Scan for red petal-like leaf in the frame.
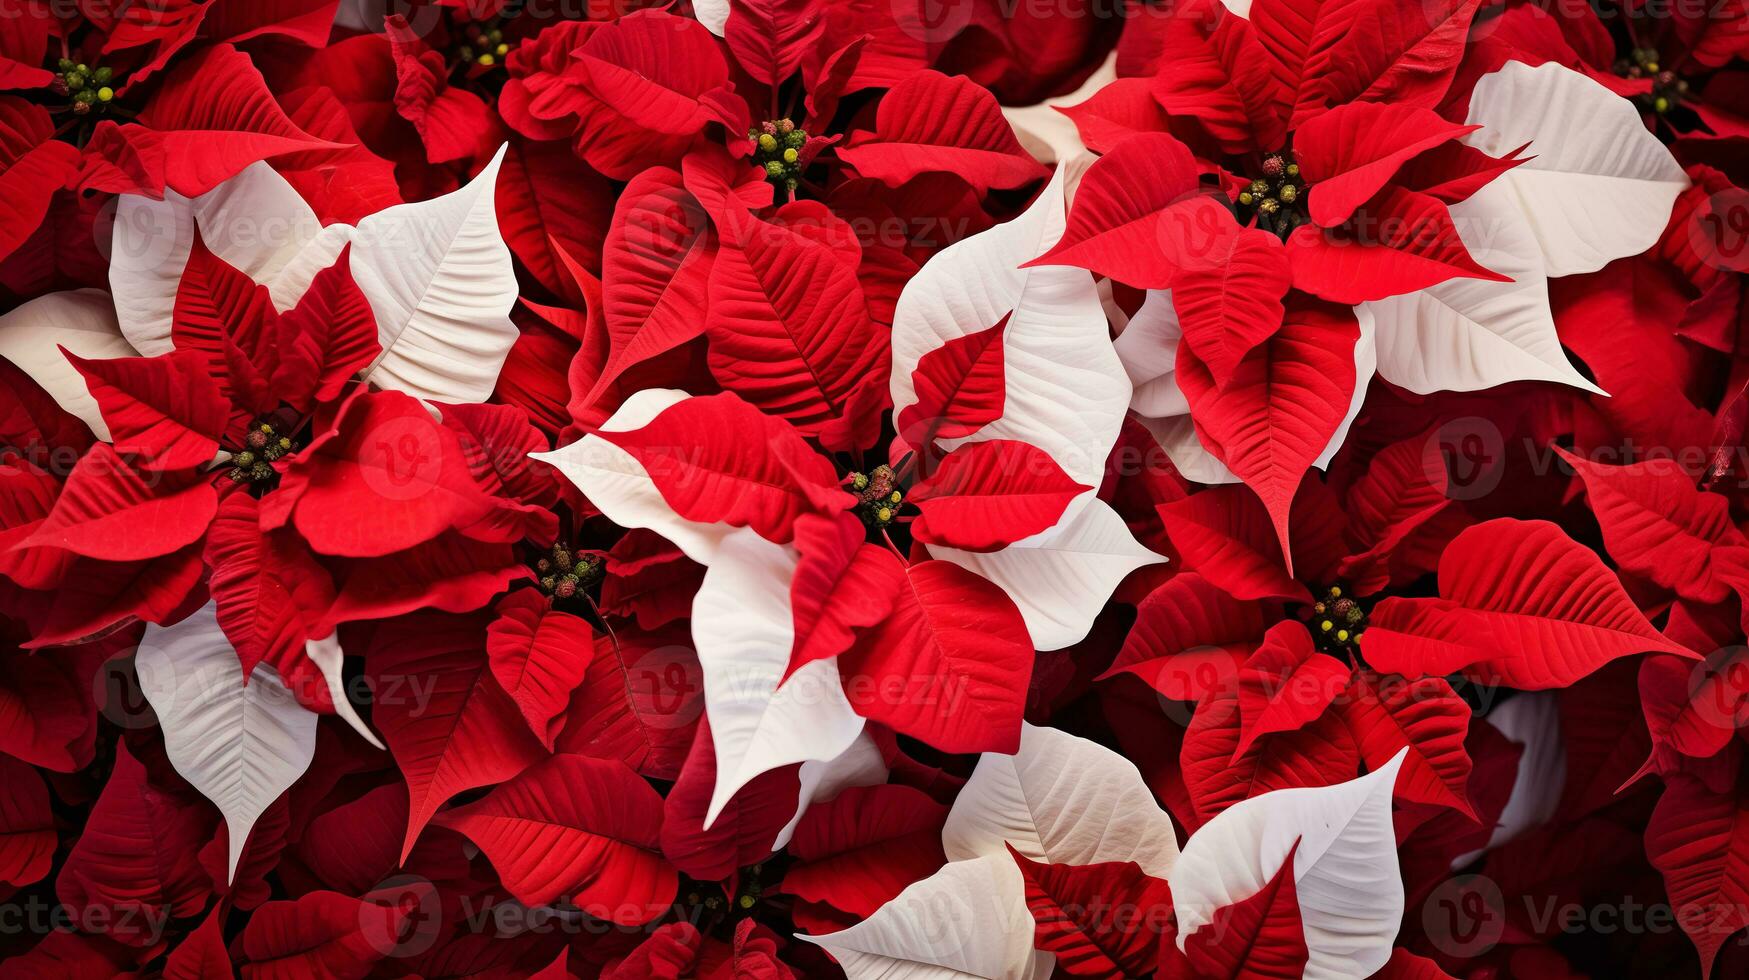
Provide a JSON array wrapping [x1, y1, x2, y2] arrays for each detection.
[[271, 246, 381, 411], [704, 213, 886, 451], [487, 589, 596, 751], [1025, 132, 1202, 287], [65, 348, 227, 471], [0, 755, 53, 888], [235, 889, 415, 977], [55, 746, 213, 936], [1294, 101, 1476, 227], [1364, 519, 1700, 689], [1167, 218, 1293, 386], [839, 559, 1033, 754], [1177, 298, 1360, 566], [1234, 621, 1351, 760], [1337, 670, 1474, 817], [268, 389, 497, 558], [555, 620, 701, 782], [1010, 847, 1175, 978], [1181, 688, 1357, 823], [838, 70, 1047, 193], [363, 610, 545, 862], [787, 512, 904, 678], [590, 167, 714, 404], [1557, 447, 1749, 604], [896, 312, 1007, 451], [780, 784, 948, 918], [434, 753, 678, 924], [163, 906, 232, 980], [1646, 776, 1749, 976], [909, 440, 1089, 553], [600, 392, 851, 545], [1100, 572, 1268, 700], [1181, 839, 1309, 979], [206, 490, 335, 682], [1285, 187, 1507, 304], [598, 529, 706, 631], [725, 0, 825, 87], [660, 717, 800, 881], [132, 45, 341, 197], [1157, 488, 1308, 602], [22, 444, 216, 560]]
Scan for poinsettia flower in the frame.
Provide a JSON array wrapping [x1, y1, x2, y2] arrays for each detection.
[[1052, 29, 1686, 555], [0, 155, 526, 721], [891, 164, 1166, 650], [536, 386, 1067, 810], [1456, 0, 1749, 144], [0, 36, 341, 272], [0, 0, 354, 258], [537, 389, 880, 837], [492, 8, 751, 181], [803, 722, 1409, 980], [538, 168, 1161, 875]]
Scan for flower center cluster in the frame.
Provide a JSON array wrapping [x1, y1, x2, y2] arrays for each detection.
[[749, 118, 808, 192], [1309, 584, 1367, 654], [226, 420, 296, 487], [533, 542, 602, 604], [49, 59, 118, 116], [1239, 152, 1309, 240], [846, 465, 904, 528], [457, 25, 511, 69], [681, 861, 774, 930], [1614, 48, 1689, 114]]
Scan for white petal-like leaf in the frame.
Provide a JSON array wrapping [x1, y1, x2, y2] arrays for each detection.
[[350, 143, 518, 403], [532, 389, 732, 565], [692, 528, 864, 827], [692, 0, 728, 34], [135, 602, 318, 882], [943, 722, 1180, 877], [1463, 60, 1687, 278], [267, 223, 356, 311], [801, 852, 1055, 980], [1365, 183, 1604, 394], [1462, 692, 1565, 862], [109, 161, 325, 355], [891, 165, 1130, 490], [305, 633, 384, 751], [930, 496, 1164, 650], [0, 289, 135, 439], [1114, 289, 1188, 418], [1170, 750, 1407, 980], [774, 731, 888, 849], [1002, 53, 1117, 165]]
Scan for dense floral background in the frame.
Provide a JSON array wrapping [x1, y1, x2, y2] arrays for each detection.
[[0, 0, 1746, 976]]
